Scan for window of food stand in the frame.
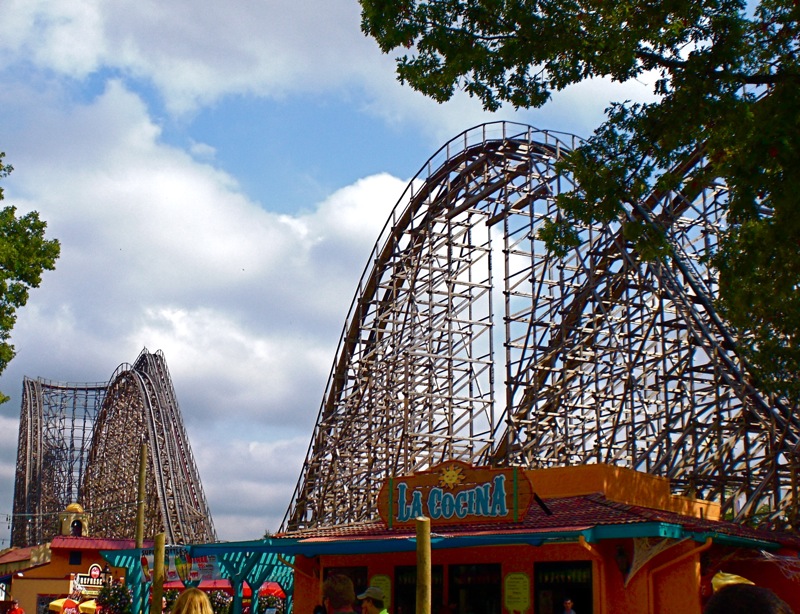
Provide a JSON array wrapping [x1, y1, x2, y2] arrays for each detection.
[[391, 564, 501, 614], [36, 595, 60, 614], [448, 564, 501, 614], [533, 561, 592, 614], [394, 566, 443, 614]]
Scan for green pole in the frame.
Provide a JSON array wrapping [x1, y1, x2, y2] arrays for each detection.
[[150, 534, 165, 614]]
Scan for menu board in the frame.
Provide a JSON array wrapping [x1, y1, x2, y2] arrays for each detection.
[[504, 572, 531, 613]]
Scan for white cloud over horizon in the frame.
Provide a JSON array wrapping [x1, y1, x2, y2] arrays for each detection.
[[0, 75, 407, 538]]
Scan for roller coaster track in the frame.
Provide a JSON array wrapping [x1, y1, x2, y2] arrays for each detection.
[[283, 121, 799, 533], [11, 349, 216, 547]]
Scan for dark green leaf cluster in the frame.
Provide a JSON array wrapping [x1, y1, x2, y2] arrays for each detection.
[[361, 0, 795, 108], [165, 589, 180, 612], [97, 583, 133, 614], [360, 0, 800, 402], [0, 152, 60, 402], [207, 590, 232, 614], [257, 595, 284, 614]]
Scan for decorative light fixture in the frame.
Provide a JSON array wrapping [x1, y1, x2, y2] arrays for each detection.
[[101, 564, 112, 586]]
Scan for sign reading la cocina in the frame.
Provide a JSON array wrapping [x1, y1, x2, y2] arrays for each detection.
[[377, 460, 534, 528]]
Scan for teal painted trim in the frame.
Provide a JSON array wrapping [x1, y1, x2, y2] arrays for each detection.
[[190, 540, 284, 555], [589, 523, 782, 549], [690, 531, 781, 550], [100, 549, 149, 614], [100, 550, 141, 566], [581, 528, 597, 544], [101, 547, 298, 614], [589, 522, 685, 540], [217, 552, 262, 614], [99, 524, 782, 614]]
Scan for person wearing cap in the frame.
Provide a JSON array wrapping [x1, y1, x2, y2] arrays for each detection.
[[358, 587, 388, 614]]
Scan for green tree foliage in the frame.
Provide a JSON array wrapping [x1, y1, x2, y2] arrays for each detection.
[[360, 0, 800, 401], [0, 152, 60, 402], [207, 590, 232, 614], [257, 595, 284, 614], [97, 582, 133, 614], [165, 589, 180, 612]]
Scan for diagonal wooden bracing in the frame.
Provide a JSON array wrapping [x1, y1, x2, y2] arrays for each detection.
[[11, 349, 216, 547], [283, 121, 799, 533]]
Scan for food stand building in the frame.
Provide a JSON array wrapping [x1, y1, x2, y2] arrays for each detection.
[[278, 462, 800, 614], [0, 506, 138, 614], [17, 464, 800, 614]]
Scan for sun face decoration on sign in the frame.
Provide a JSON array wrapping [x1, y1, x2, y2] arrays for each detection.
[[438, 464, 465, 489]]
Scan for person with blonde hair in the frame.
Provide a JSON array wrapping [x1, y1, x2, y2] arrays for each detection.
[[171, 588, 214, 614]]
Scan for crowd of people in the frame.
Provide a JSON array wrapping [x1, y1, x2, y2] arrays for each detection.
[[16, 570, 787, 614], [320, 576, 386, 614], [165, 574, 794, 614], [315, 572, 797, 614]]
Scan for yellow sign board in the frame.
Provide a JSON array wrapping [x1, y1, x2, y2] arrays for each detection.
[[504, 572, 531, 613]]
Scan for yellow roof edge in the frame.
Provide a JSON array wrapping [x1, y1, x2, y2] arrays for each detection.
[[524, 463, 720, 521]]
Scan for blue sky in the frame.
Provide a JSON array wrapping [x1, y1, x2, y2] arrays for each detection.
[[0, 0, 656, 542]]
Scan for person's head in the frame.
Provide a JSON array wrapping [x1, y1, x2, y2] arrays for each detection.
[[313, 606, 327, 614], [171, 589, 213, 614], [704, 584, 794, 614], [563, 598, 573, 611], [357, 587, 385, 614], [323, 575, 356, 612]]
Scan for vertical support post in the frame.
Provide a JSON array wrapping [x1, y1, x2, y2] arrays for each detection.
[[151, 533, 165, 614], [136, 442, 147, 548], [416, 516, 431, 614], [232, 580, 244, 614]]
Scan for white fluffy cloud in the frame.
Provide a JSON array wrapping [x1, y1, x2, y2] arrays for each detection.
[[193, 437, 309, 538], [0, 0, 655, 136], [0, 79, 405, 539], [0, 0, 381, 112]]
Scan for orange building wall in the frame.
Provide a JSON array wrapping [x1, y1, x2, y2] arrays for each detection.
[[11, 578, 67, 614], [290, 539, 709, 614], [287, 464, 800, 614], [10, 550, 125, 614], [526, 465, 719, 521]]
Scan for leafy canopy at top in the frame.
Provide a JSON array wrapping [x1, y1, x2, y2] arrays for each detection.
[[360, 0, 800, 402], [0, 153, 60, 402]]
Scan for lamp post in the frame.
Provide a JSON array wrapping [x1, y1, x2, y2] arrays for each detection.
[[102, 564, 112, 587]]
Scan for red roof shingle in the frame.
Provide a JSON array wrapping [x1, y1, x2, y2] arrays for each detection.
[[280, 492, 800, 549]]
